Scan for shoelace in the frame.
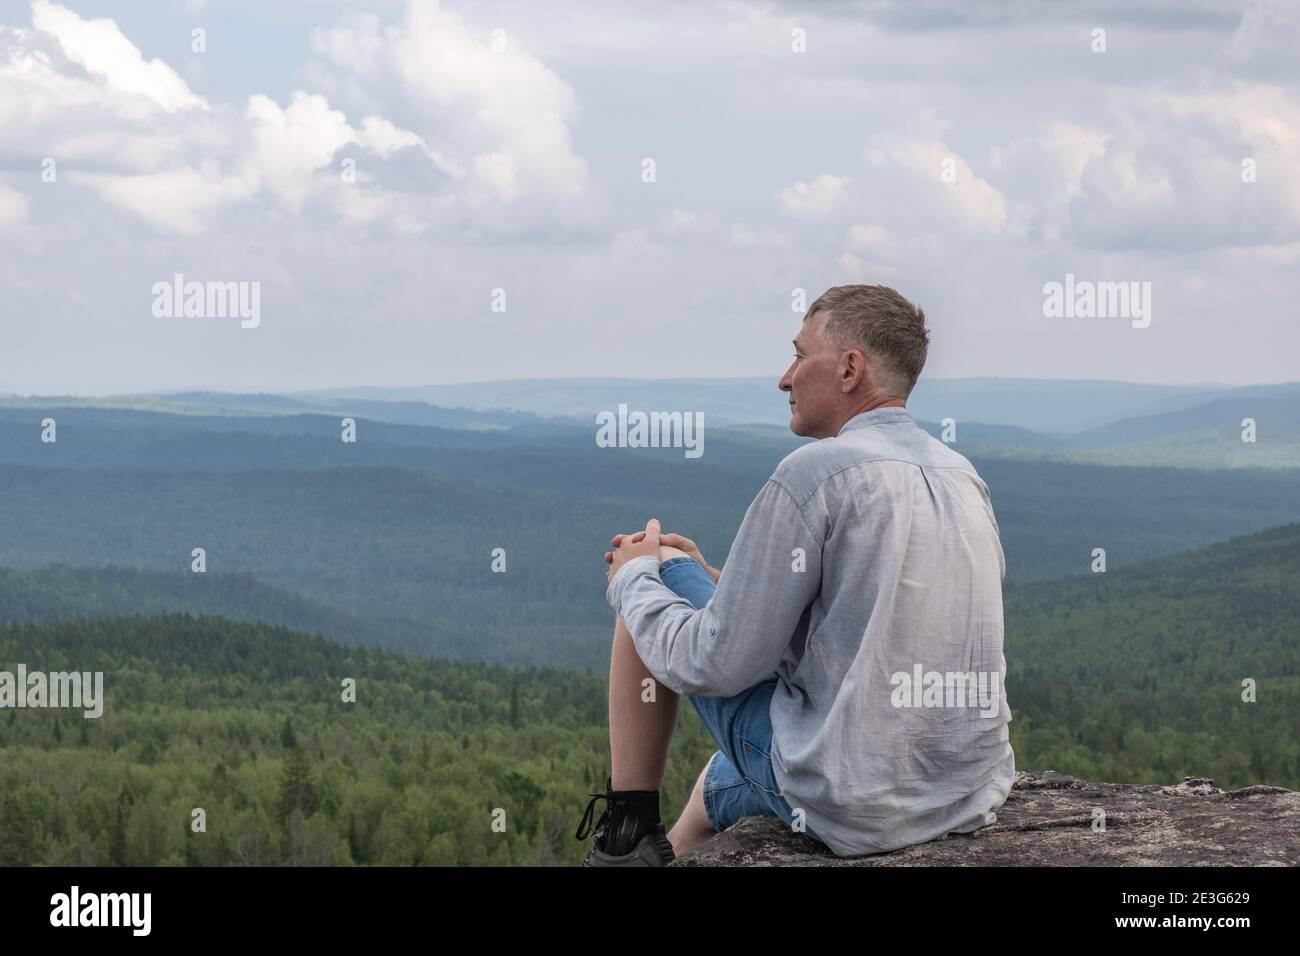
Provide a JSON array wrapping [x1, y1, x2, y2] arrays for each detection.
[[575, 789, 616, 841]]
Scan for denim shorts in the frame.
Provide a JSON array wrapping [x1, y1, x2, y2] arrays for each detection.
[[658, 555, 823, 844]]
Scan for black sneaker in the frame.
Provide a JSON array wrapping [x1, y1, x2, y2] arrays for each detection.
[[575, 779, 676, 867]]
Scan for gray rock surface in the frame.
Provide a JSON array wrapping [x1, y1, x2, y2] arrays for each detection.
[[670, 771, 1300, 866]]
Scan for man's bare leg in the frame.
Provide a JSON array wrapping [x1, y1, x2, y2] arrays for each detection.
[[667, 761, 718, 856], [608, 544, 691, 790], [606, 544, 721, 857]]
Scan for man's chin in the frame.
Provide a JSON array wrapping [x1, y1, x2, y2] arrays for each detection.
[[789, 409, 826, 439]]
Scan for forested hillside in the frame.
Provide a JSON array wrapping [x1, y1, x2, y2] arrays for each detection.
[[3, 406, 1299, 670], [1006, 523, 1300, 786], [0, 565, 369, 639], [2, 524, 1298, 865], [0, 614, 716, 866]]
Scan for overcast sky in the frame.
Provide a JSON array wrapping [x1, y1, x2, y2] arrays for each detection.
[[1, 0, 1297, 393]]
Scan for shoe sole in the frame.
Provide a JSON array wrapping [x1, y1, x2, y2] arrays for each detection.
[[583, 832, 676, 867]]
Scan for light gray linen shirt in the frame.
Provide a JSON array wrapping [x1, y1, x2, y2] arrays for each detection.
[[605, 405, 1016, 857]]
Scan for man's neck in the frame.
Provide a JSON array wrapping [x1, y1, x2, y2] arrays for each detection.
[[829, 393, 906, 437]]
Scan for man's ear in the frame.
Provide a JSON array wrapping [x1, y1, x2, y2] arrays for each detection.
[[841, 348, 868, 393]]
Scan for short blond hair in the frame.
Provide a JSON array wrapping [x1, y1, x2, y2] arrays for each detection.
[[805, 285, 930, 397]]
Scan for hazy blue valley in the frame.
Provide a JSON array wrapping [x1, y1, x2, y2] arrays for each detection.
[[0, 377, 1296, 865]]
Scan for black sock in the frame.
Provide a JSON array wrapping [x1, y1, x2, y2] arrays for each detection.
[[604, 782, 661, 855]]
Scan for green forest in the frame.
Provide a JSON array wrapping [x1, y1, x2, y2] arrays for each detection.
[[1, 522, 1298, 866], [3, 406, 1300, 671], [1006, 523, 1300, 786], [0, 614, 717, 866], [1, 402, 1298, 866]]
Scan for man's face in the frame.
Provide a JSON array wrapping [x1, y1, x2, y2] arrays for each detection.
[[778, 311, 840, 439]]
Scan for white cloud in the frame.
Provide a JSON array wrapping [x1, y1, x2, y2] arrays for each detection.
[[311, 12, 386, 75], [243, 92, 356, 213], [334, 184, 435, 234], [1067, 83, 1300, 249], [68, 164, 252, 236], [357, 116, 431, 161], [864, 134, 1008, 236], [838, 225, 897, 281], [836, 252, 896, 282], [64, 87, 434, 233], [1231, 0, 1300, 58], [311, 1, 594, 228], [777, 174, 850, 219], [1, 0, 1298, 391], [988, 121, 1109, 241], [728, 222, 789, 248], [659, 208, 720, 237], [30, 0, 207, 113], [0, 180, 29, 225], [0, 0, 590, 237], [846, 223, 892, 254]]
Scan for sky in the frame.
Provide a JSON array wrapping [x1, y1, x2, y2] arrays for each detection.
[[1, 0, 1298, 393]]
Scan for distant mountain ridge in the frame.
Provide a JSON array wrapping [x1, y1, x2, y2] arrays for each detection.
[[7, 377, 1295, 451], [296, 376, 1300, 436]]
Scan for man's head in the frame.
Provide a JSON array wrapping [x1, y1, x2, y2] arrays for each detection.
[[778, 284, 930, 439]]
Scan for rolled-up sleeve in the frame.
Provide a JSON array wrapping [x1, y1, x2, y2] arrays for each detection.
[[605, 478, 822, 697]]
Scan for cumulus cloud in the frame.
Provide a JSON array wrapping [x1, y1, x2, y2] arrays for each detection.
[[310, 1, 594, 229], [988, 121, 1109, 241], [242, 92, 356, 212], [1066, 83, 1300, 249], [863, 132, 1009, 236], [30, 0, 207, 113], [356, 116, 437, 161], [1230, 0, 1300, 59], [728, 222, 789, 248], [0, 0, 593, 237], [66, 164, 250, 236], [62, 87, 435, 234], [0, 12, 210, 161], [1, 0, 1298, 391], [777, 174, 850, 219], [0, 180, 29, 225], [659, 208, 720, 237], [836, 224, 898, 281], [836, 252, 896, 282], [846, 223, 892, 254]]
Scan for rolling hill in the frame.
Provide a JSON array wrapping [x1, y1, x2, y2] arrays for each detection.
[[1, 400, 1298, 668], [1, 522, 1297, 866]]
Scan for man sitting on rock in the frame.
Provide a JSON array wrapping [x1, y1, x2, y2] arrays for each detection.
[[576, 284, 1016, 866]]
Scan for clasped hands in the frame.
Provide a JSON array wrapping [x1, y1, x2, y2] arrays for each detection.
[[604, 518, 720, 583]]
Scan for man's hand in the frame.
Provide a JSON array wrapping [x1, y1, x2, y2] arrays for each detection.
[[604, 525, 722, 583], [658, 532, 721, 582], [605, 518, 662, 582]]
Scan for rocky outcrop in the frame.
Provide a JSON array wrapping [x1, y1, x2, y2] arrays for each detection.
[[671, 771, 1300, 866]]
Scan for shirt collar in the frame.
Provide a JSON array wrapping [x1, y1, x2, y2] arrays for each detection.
[[836, 405, 913, 437]]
